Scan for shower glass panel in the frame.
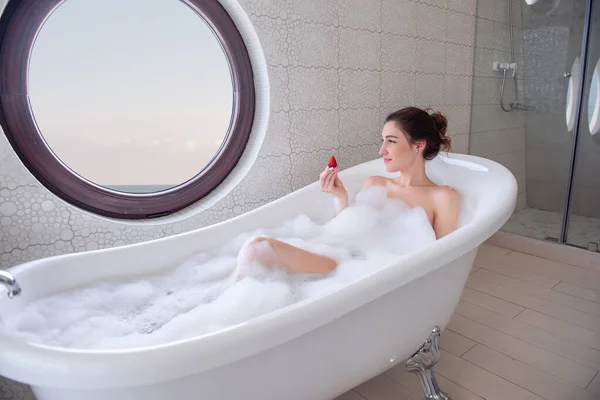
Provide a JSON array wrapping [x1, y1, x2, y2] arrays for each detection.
[[500, 0, 588, 243], [565, 0, 600, 250]]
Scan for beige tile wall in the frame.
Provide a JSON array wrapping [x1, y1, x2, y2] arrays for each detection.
[[469, 0, 527, 211], [0, 0, 477, 397]]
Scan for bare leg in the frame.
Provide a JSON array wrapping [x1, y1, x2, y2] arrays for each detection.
[[240, 236, 338, 274]]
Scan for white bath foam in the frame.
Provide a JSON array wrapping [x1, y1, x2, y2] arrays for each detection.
[[1, 186, 437, 350]]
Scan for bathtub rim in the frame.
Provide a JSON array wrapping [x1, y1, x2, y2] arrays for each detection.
[[0, 153, 518, 389]]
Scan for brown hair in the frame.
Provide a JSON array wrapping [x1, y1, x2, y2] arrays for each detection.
[[385, 107, 451, 160]]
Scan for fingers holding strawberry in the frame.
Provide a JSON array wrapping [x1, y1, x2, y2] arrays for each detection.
[[327, 155, 338, 170], [319, 156, 346, 200]]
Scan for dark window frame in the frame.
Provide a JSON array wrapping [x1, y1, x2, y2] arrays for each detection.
[[0, 0, 255, 219]]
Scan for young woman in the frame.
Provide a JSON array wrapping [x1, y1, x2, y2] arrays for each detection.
[[238, 106, 460, 275]]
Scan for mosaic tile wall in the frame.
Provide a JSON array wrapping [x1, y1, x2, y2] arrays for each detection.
[[0, 0, 477, 397], [468, 0, 527, 211]]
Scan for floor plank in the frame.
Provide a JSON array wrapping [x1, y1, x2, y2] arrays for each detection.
[[478, 260, 561, 289], [335, 390, 367, 400], [436, 349, 545, 400], [455, 300, 600, 371], [553, 281, 600, 304], [440, 328, 477, 357], [353, 374, 413, 400], [466, 276, 600, 333], [385, 363, 485, 400], [515, 309, 600, 351], [447, 314, 597, 387], [461, 287, 525, 318], [462, 344, 600, 400], [502, 252, 600, 291], [589, 373, 600, 395], [474, 243, 511, 266], [472, 268, 600, 317]]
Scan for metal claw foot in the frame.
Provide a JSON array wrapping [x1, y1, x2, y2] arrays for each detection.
[[405, 326, 452, 400]]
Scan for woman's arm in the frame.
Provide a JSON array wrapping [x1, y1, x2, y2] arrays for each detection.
[[333, 196, 348, 216], [320, 166, 349, 216], [330, 175, 387, 216]]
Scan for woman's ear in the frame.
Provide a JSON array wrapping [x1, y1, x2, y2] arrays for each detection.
[[414, 140, 426, 153]]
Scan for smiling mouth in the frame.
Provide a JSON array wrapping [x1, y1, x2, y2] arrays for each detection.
[[383, 158, 391, 163]]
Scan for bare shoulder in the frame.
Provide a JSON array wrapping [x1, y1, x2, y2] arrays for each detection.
[[361, 175, 390, 190], [432, 185, 459, 204], [431, 185, 460, 238]]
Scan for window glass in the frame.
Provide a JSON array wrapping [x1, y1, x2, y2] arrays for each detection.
[[29, 0, 234, 193]]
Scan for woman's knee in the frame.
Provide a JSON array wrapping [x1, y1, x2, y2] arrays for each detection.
[[239, 236, 278, 266]]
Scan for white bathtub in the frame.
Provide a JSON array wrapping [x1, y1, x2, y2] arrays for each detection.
[[0, 153, 517, 400]]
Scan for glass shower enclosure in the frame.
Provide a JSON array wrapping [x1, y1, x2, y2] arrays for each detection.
[[498, 0, 600, 252]]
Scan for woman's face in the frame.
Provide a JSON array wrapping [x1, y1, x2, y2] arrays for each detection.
[[379, 121, 422, 172]]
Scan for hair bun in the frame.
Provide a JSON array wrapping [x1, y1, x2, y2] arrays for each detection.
[[430, 111, 448, 137], [427, 109, 451, 152]]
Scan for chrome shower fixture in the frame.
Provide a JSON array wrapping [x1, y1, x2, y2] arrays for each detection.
[[493, 0, 536, 112], [493, 61, 517, 78]]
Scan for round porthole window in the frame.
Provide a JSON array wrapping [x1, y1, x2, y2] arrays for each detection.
[[587, 59, 600, 136], [566, 57, 580, 132], [0, 0, 254, 219]]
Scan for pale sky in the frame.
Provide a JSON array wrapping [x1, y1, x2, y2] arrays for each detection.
[[28, 0, 234, 188]]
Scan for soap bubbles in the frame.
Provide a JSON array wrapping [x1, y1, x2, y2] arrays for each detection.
[[1, 187, 436, 350]]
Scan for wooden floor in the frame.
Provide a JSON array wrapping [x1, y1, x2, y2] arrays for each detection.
[[337, 243, 600, 400]]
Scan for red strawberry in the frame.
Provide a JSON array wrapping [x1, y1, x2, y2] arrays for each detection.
[[327, 156, 337, 168]]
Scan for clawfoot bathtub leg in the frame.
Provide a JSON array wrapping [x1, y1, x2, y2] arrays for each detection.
[[405, 326, 452, 400]]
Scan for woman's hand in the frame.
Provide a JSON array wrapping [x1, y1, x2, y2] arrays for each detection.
[[319, 166, 347, 200], [320, 166, 348, 216]]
